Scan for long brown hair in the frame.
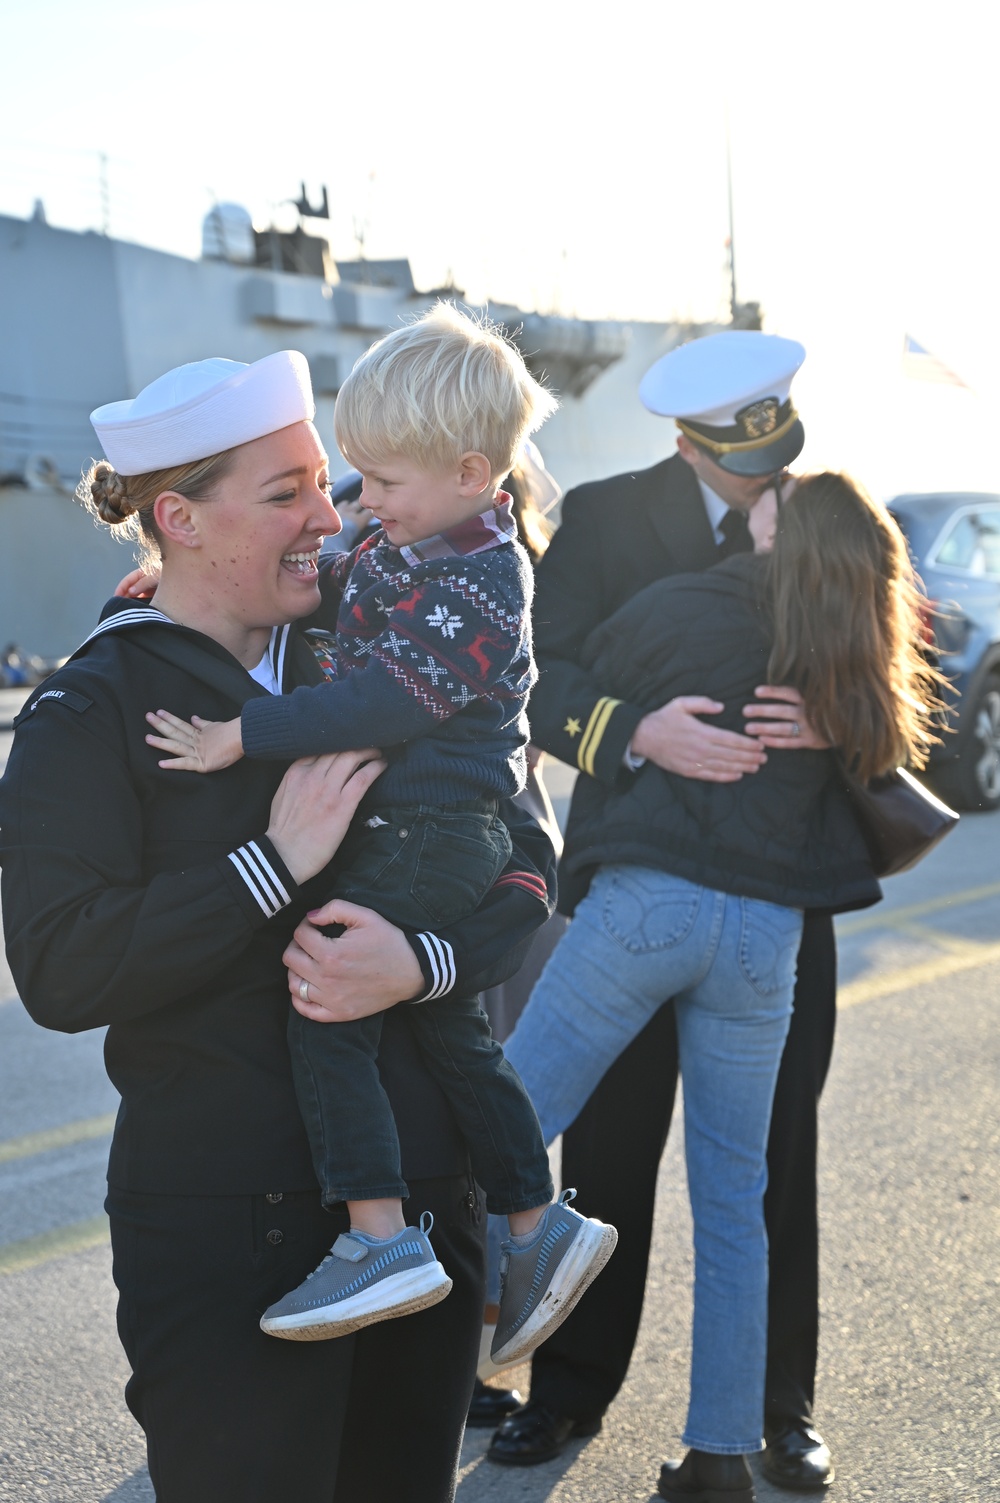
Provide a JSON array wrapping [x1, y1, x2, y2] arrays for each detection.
[[765, 472, 944, 782]]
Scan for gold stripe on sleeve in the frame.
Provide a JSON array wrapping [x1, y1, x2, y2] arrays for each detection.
[[578, 696, 622, 776]]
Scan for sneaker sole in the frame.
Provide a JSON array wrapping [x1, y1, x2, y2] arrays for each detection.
[[490, 1220, 618, 1367], [260, 1262, 453, 1341]]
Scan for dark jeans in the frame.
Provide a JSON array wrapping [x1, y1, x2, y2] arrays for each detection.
[[289, 801, 553, 1213], [107, 1172, 485, 1503], [528, 911, 836, 1432]]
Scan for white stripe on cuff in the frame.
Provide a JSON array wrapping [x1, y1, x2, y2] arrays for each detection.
[[228, 844, 293, 918], [413, 932, 456, 1000], [245, 840, 291, 905]]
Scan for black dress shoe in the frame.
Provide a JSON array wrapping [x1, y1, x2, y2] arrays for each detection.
[[762, 1423, 834, 1490], [658, 1448, 754, 1502], [485, 1399, 603, 1466], [466, 1378, 523, 1428]]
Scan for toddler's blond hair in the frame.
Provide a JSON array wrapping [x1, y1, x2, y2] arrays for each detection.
[[335, 303, 557, 480]]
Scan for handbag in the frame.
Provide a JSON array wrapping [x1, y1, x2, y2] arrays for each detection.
[[842, 765, 958, 878]]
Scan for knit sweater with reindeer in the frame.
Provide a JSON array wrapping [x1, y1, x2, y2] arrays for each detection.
[[240, 499, 535, 806]]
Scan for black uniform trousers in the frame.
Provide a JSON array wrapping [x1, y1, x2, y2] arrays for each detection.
[[107, 1171, 485, 1503], [529, 911, 836, 1430]]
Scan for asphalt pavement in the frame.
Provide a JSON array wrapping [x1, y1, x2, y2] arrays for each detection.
[[1, 718, 998, 1501]]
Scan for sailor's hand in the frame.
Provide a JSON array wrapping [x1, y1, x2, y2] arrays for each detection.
[[266, 750, 385, 884], [286, 901, 423, 1020]]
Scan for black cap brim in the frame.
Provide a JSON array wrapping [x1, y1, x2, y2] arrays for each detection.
[[711, 418, 805, 476]]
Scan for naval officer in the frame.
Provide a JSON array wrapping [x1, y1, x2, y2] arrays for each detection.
[[488, 330, 837, 1492]]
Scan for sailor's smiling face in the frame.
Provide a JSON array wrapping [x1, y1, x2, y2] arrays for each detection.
[[158, 421, 342, 629]]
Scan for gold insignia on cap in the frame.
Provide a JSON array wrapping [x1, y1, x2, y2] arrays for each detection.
[[736, 398, 779, 439]]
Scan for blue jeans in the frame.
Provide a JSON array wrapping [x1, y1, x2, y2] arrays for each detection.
[[288, 800, 553, 1214], [503, 865, 801, 1453]]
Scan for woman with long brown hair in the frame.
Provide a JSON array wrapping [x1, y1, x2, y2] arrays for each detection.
[[501, 472, 943, 1503]]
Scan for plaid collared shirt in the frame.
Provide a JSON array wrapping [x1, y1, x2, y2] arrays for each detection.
[[399, 493, 517, 566]]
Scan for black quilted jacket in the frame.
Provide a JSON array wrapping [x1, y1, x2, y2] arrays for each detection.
[[557, 553, 881, 916]]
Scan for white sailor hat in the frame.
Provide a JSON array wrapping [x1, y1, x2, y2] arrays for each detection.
[[91, 351, 316, 476], [639, 330, 806, 476]]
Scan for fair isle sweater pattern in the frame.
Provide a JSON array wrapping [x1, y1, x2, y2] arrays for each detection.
[[334, 543, 531, 718], [241, 500, 536, 805]]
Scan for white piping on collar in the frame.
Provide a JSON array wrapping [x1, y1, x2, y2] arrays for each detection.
[[79, 611, 293, 690], [79, 607, 176, 647], [270, 624, 291, 690]]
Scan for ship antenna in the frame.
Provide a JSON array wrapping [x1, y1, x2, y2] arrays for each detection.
[[726, 109, 738, 322]]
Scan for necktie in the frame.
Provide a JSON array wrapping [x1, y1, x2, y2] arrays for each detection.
[[717, 508, 753, 558]]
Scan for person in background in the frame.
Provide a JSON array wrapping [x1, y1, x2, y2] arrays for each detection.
[[501, 470, 941, 1502], [488, 331, 840, 1493], [479, 439, 564, 1038], [469, 439, 568, 1427], [320, 469, 375, 553]]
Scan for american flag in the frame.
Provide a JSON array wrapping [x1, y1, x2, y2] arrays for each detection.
[[901, 334, 970, 388]]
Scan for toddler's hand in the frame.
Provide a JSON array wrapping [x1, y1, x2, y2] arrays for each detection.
[[115, 567, 161, 599], [145, 711, 244, 772]]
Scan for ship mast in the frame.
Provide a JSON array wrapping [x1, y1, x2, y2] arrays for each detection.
[[726, 111, 738, 322], [725, 111, 761, 330]]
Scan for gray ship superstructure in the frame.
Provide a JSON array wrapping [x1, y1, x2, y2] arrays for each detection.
[[0, 206, 713, 654]]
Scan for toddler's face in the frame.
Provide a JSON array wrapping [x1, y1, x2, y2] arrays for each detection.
[[358, 454, 488, 547]]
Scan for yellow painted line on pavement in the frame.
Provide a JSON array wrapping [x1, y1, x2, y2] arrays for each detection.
[[836, 877, 1000, 1008], [0, 882, 994, 1270], [0, 1112, 116, 1164], [888, 922, 991, 957], [0, 1216, 109, 1276], [839, 937, 1000, 1009], [837, 879, 1000, 935]]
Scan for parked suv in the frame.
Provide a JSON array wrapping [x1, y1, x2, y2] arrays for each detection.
[[888, 492, 1000, 810]]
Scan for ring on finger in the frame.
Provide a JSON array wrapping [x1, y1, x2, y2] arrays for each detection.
[[790, 721, 801, 738], [298, 977, 310, 1004]]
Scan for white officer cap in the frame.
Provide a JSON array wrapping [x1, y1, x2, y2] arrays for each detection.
[[91, 351, 316, 476], [639, 330, 806, 476]]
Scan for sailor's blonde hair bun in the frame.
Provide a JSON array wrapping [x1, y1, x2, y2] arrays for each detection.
[[87, 460, 135, 525], [78, 449, 236, 559]]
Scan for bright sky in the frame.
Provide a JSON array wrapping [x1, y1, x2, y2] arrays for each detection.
[[1, 0, 996, 496]]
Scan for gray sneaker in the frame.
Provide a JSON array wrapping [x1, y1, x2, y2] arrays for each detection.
[[491, 1190, 618, 1367], [260, 1211, 452, 1341]]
